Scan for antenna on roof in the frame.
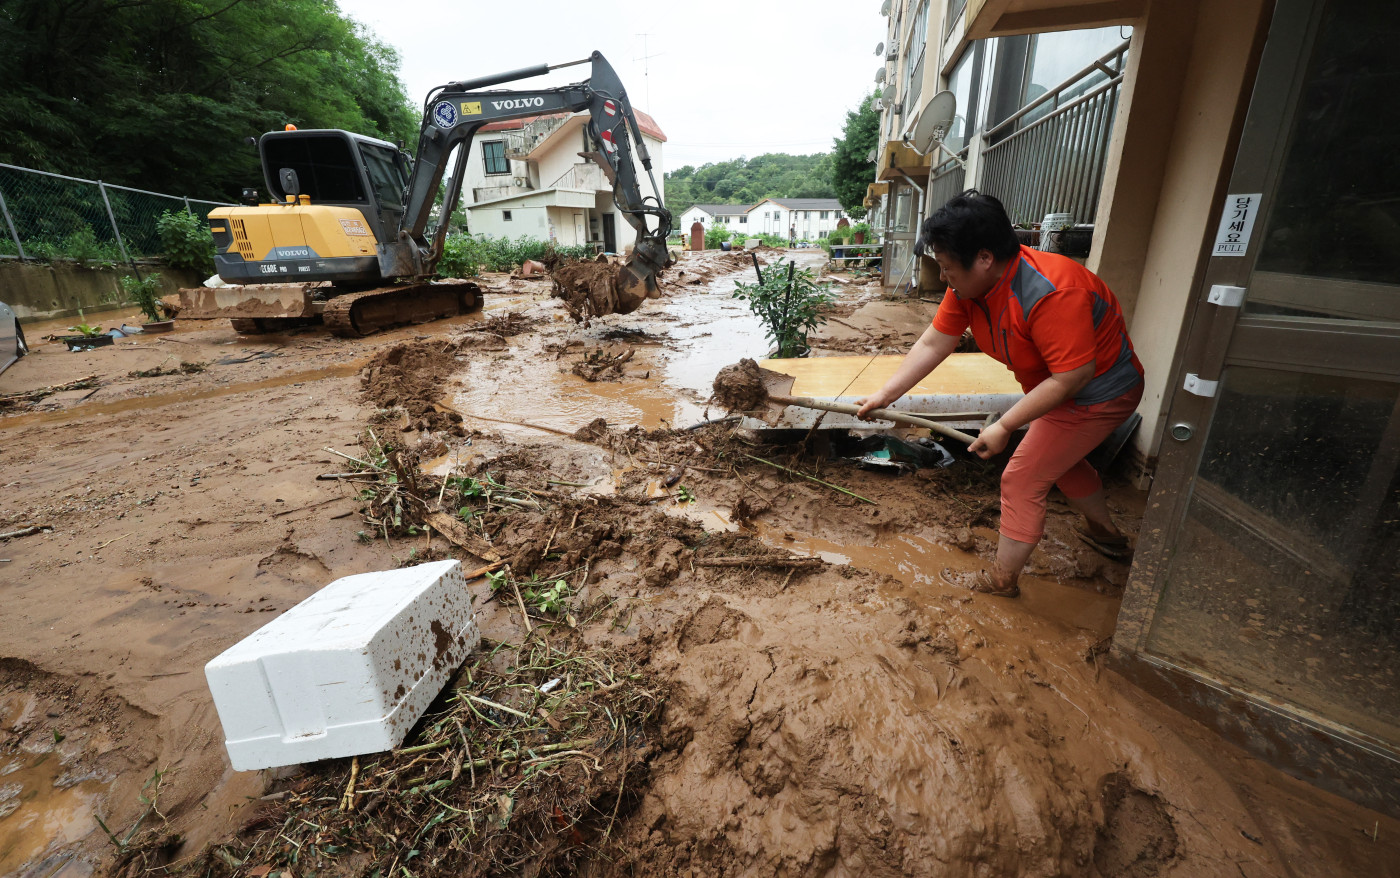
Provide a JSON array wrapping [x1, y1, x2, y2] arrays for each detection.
[[634, 34, 664, 110]]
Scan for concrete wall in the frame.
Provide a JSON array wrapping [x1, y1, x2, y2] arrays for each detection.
[[1087, 0, 1271, 464], [2, 260, 205, 322], [468, 205, 550, 240]]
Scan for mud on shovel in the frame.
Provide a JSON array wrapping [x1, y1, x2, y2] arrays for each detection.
[[757, 366, 976, 446]]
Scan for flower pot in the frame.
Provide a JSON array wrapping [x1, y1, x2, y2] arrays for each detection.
[[142, 320, 175, 333], [61, 334, 113, 351], [853, 232, 865, 244]]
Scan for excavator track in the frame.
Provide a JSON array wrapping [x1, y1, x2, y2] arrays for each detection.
[[322, 280, 483, 338]]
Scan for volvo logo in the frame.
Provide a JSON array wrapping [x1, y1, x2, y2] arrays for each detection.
[[490, 97, 545, 111]]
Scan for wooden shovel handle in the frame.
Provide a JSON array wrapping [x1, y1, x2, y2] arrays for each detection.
[[769, 394, 977, 445]]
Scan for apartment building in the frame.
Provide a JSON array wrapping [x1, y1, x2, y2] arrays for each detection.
[[872, 0, 1400, 814]]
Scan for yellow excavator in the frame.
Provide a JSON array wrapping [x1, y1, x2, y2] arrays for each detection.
[[178, 51, 672, 336]]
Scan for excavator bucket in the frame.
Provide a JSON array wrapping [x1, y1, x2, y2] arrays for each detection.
[[612, 233, 672, 314], [614, 260, 661, 314]]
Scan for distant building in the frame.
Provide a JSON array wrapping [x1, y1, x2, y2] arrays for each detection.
[[745, 198, 845, 239], [457, 110, 666, 252], [678, 203, 747, 232]]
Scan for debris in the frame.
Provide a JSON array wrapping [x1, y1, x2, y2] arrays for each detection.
[[424, 512, 502, 563], [0, 525, 50, 541], [0, 377, 99, 410], [742, 453, 875, 504], [571, 347, 634, 382]]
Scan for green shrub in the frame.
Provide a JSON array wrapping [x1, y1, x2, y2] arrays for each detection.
[[437, 234, 480, 278], [62, 225, 122, 265], [156, 209, 214, 274], [731, 258, 835, 358], [703, 226, 731, 249], [436, 233, 594, 278], [120, 273, 167, 322]]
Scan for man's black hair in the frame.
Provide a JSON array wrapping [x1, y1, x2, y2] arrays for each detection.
[[915, 189, 1020, 268]]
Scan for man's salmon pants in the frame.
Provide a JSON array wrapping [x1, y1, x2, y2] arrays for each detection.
[[998, 382, 1144, 544]]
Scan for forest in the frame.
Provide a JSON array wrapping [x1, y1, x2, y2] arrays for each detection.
[[663, 153, 837, 217], [0, 0, 417, 201]]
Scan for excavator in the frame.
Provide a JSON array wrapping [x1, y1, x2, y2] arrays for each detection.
[[177, 51, 672, 336]]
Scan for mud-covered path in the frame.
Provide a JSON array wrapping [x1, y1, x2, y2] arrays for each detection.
[[1, 252, 1395, 877]]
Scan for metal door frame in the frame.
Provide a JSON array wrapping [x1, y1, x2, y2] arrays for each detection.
[[1112, 0, 1400, 814]]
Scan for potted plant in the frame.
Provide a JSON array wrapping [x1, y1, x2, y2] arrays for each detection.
[[120, 273, 174, 332], [60, 313, 113, 351], [850, 222, 873, 245]]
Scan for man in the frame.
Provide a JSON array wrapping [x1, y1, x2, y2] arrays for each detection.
[[856, 191, 1143, 598]]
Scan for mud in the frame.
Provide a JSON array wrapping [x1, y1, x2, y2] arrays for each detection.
[[1, 255, 1397, 877], [711, 357, 769, 412], [551, 261, 639, 320]]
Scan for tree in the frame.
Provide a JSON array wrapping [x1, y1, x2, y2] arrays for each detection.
[[830, 94, 880, 220], [0, 0, 417, 200]]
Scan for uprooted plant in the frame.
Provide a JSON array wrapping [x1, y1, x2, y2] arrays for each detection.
[[731, 258, 835, 358], [334, 430, 542, 548], [181, 637, 666, 878]]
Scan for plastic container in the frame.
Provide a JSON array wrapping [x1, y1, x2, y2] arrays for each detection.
[[1038, 213, 1074, 252], [205, 560, 479, 771]]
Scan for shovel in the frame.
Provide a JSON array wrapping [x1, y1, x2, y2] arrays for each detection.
[[756, 366, 977, 446]]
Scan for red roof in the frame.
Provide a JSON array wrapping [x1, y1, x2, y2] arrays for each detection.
[[478, 110, 667, 143]]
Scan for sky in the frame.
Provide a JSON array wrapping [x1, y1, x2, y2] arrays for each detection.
[[334, 0, 888, 171]]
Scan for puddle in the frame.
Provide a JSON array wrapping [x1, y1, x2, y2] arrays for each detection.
[[0, 698, 111, 876], [448, 254, 823, 436], [0, 362, 363, 430]]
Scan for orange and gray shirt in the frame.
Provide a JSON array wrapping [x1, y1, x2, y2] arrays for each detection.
[[932, 245, 1143, 406]]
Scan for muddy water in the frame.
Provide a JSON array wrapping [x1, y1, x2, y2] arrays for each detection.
[[449, 254, 822, 435], [0, 696, 111, 876], [0, 362, 363, 430]]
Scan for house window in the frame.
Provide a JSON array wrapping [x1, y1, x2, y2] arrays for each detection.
[[483, 141, 509, 176], [503, 210, 513, 221], [740, 216, 747, 224], [820, 211, 829, 219]]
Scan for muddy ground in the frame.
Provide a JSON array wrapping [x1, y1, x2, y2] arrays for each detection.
[[1, 251, 1396, 877]]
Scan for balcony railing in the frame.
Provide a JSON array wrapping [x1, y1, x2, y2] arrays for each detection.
[[547, 162, 607, 192], [926, 148, 968, 212], [978, 40, 1129, 227]]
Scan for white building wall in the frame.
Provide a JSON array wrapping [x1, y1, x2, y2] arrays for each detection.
[[679, 207, 716, 232], [468, 205, 549, 240]]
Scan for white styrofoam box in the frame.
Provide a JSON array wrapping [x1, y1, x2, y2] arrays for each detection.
[[205, 560, 479, 771]]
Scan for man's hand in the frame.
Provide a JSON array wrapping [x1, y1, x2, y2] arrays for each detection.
[[854, 392, 897, 421], [968, 421, 1011, 459]]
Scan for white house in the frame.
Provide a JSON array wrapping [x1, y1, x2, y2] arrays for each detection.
[[457, 110, 667, 252], [745, 198, 846, 240], [678, 203, 748, 234]]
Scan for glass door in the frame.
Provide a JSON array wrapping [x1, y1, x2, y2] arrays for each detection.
[[1115, 0, 1400, 810]]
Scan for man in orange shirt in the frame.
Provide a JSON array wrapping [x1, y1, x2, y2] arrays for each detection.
[[857, 191, 1143, 597]]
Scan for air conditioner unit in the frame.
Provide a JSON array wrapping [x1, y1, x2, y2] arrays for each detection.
[[886, 49, 899, 61], [892, 101, 904, 115], [512, 176, 528, 187]]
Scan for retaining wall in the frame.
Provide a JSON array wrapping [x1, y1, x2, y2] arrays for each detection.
[[0, 260, 204, 322]]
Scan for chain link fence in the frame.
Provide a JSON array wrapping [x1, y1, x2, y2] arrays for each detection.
[[0, 163, 231, 264]]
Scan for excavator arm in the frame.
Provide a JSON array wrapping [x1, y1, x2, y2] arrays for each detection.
[[401, 51, 672, 307]]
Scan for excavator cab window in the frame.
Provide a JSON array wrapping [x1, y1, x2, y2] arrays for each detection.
[[360, 144, 407, 209], [262, 133, 368, 204]]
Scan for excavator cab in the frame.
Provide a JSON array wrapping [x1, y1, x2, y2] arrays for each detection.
[[210, 130, 412, 285]]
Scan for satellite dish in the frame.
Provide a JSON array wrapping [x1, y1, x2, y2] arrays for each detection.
[[875, 42, 885, 56], [875, 67, 886, 85], [911, 90, 957, 156], [882, 84, 896, 101]]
